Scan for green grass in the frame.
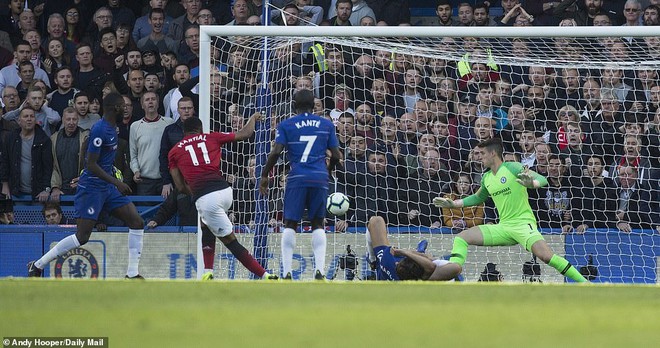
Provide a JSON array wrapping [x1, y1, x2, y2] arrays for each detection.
[[1, 279, 658, 348]]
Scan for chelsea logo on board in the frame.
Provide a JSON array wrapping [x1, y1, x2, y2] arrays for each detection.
[[54, 247, 99, 278]]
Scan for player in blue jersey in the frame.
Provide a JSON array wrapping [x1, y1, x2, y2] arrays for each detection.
[[366, 216, 452, 281], [259, 90, 342, 280], [28, 93, 146, 279]]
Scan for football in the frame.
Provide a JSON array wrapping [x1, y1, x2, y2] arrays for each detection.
[[326, 192, 350, 216]]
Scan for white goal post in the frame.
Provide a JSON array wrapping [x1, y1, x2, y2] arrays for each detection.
[[198, 24, 660, 283]]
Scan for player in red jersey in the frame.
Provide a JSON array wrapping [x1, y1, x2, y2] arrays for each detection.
[[168, 116, 277, 280]]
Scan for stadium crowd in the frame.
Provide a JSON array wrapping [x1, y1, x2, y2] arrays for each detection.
[[0, 0, 657, 234]]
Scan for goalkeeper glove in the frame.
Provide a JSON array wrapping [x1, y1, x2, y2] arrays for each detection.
[[516, 170, 535, 188], [433, 197, 455, 208]]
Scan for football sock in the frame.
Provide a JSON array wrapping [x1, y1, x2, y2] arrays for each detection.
[[35, 234, 81, 269], [202, 247, 215, 271], [281, 228, 296, 276], [449, 237, 468, 266], [311, 229, 326, 274], [226, 239, 266, 277], [365, 228, 376, 263], [127, 229, 144, 277], [202, 226, 216, 270], [549, 255, 588, 282]]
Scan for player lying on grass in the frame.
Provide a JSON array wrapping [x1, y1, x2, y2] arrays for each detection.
[[366, 216, 452, 281], [432, 137, 588, 282], [168, 117, 277, 280]]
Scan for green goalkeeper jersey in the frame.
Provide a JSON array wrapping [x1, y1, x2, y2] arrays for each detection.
[[477, 162, 539, 225]]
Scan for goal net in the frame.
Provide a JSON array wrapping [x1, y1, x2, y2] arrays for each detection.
[[200, 25, 660, 283]]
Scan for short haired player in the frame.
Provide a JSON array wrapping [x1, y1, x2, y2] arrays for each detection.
[[168, 116, 277, 280], [259, 89, 342, 280], [432, 137, 588, 282], [367, 216, 452, 281], [28, 93, 146, 279]]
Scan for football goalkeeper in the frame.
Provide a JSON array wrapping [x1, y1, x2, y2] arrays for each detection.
[[432, 138, 587, 282]]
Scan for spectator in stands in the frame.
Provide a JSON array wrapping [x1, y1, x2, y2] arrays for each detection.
[[523, 1, 562, 26], [1, 86, 21, 115], [64, 6, 84, 44], [0, 197, 15, 224], [579, 77, 601, 121], [559, 121, 594, 178], [624, 69, 656, 121], [328, 83, 354, 123], [354, 103, 377, 146], [601, 67, 631, 104], [49, 107, 88, 201], [138, 9, 178, 56], [341, 134, 369, 199], [574, 154, 617, 233], [554, 0, 605, 26], [588, 90, 624, 164], [648, 108, 660, 169], [551, 105, 581, 152], [441, 172, 484, 232], [476, 83, 508, 130], [0, 40, 50, 91], [397, 148, 445, 227], [353, 151, 397, 226], [232, 155, 259, 228], [473, 2, 496, 26], [556, 68, 582, 110], [159, 97, 195, 199], [0, 107, 52, 201], [0, 0, 24, 39], [530, 154, 576, 233], [643, 4, 660, 25], [456, 2, 475, 26], [611, 165, 657, 232], [369, 78, 404, 118], [3, 86, 60, 136], [24, 29, 42, 69], [227, 0, 250, 25], [399, 67, 426, 113], [328, 0, 352, 26], [84, 7, 113, 55], [404, 132, 436, 176], [130, 91, 174, 195], [133, 0, 172, 43], [72, 44, 107, 100], [177, 25, 200, 70], [336, 111, 355, 150], [46, 66, 77, 117], [532, 142, 553, 177], [42, 37, 71, 85], [72, 92, 101, 131], [517, 128, 538, 169], [16, 9, 37, 46], [42, 201, 73, 225], [622, 0, 643, 29], [115, 23, 137, 55], [196, 8, 216, 26], [15, 61, 35, 101], [434, 0, 456, 26], [494, 0, 519, 24], [107, 0, 136, 29], [609, 134, 657, 189], [169, 0, 201, 43]]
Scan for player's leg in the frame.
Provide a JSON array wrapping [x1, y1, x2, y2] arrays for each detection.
[[308, 187, 328, 279], [111, 202, 145, 278], [530, 240, 588, 283], [281, 186, 305, 279], [28, 219, 96, 277], [29, 189, 104, 276], [201, 224, 216, 279], [198, 188, 274, 279]]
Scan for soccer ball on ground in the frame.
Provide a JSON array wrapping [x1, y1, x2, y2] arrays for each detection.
[[326, 192, 349, 216]]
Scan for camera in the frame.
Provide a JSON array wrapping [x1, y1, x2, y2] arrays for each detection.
[[338, 245, 358, 280], [522, 255, 542, 283]]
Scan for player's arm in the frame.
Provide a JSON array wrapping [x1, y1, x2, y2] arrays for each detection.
[[259, 143, 284, 195], [391, 248, 437, 280], [516, 167, 548, 189], [234, 112, 263, 141], [327, 147, 342, 174], [434, 187, 489, 209], [87, 151, 131, 195], [169, 167, 192, 196]]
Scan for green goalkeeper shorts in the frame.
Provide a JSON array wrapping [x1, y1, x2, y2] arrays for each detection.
[[479, 222, 545, 251]]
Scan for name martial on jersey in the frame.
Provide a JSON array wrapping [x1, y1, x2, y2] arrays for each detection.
[[176, 134, 207, 148]]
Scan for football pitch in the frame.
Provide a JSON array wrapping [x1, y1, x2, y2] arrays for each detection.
[[1, 280, 658, 348]]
